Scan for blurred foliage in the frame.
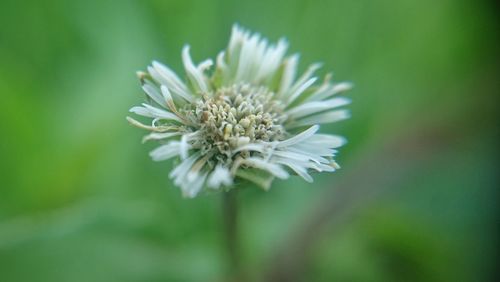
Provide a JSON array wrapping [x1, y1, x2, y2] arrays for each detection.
[[0, 0, 498, 281]]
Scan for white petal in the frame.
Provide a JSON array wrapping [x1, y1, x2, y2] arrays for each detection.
[[142, 132, 180, 143], [130, 104, 180, 121], [234, 33, 260, 82], [197, 59, 213, 72], [186, 154, 212, 183], [182, 45, 209, 93], [288, 145, 335, 158], [216, 51, 228, 83], [272, 149, 329, 164], [228, 24, 244, 56], [286, 77, 318, 105], [170, 152, 201, 180], [160, 85, 181, 114], [286, 97, 351, 119], [149, 141, 181, 161], [160, 85, 173, 103], [142, 82, 165, 107], [129, 106, 153, 118], [255, 38, 288, 83], [182, 172, 208, 198], [311, 162, 337, 172], [243, 158, 289, 179], [207, 165, 233, 189], [276, 125, 319, 148], [278, 161, 313, 183], [150, 61, 194, 102], [272, 156, 335, 173], [308, 81, 353, 101], [286, 110, 350, 129], [180, 134, 190, 160], [232, 143, 267, 154], [132, 104, 182, 122], [223, 25, 288, 86], [284, 63, 322, 98], [278, 54, 299, 97], [306, 134, 347, 148]]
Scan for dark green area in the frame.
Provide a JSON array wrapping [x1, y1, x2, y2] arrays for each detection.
[[0, 0, 498, 281]]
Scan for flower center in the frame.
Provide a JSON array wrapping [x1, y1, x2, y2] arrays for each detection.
[[191, 84, 287, 162]]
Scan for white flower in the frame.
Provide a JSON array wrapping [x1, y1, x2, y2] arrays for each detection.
[[128, 25, 351, 198]]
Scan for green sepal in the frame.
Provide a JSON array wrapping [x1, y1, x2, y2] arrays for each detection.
[[235, 168, 275, 191]]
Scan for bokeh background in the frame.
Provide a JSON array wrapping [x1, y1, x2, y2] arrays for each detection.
[[0, 0, 498, 281]]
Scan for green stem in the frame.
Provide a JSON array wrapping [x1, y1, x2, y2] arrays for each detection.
[[223, 189, 242, 281]]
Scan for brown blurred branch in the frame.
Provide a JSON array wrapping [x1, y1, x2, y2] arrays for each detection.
[[263, 124, 459, 282]]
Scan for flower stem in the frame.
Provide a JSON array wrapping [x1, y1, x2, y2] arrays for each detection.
[[223, 189, 242, 281]]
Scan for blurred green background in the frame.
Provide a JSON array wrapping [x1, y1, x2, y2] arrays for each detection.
[[0, 0, 498, 281]]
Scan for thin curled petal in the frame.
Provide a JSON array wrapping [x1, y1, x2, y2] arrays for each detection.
[[286, 110, 350, 129], [286, 97, 351, 119], [150, 61, 194, 102], [207, 165, 233, 189], [182, 45, 209, 93], [149, 141, 181, 161], [276, 125, 319, 148]]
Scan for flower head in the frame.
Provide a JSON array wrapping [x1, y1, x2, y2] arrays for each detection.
[[128, 25, 352, 198]]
